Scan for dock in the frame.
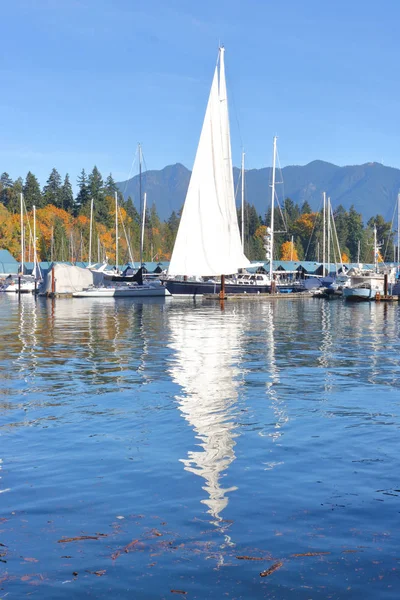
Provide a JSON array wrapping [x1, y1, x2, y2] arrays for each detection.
[[203, 292, 313, 301]]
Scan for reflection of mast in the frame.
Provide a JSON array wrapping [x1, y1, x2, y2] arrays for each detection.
[[16, 294, 38, 380], [168, 308, 242, 526], [261, 303, 287, 444], [318, 301, 333, 393]]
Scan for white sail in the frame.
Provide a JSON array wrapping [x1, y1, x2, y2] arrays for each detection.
[[168, 48, 250, 277]]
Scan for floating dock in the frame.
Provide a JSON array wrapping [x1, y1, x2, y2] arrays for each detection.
[[204, 292, 313, 301]]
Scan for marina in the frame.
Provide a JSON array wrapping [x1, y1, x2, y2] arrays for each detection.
[[2, 4, 400, 598]]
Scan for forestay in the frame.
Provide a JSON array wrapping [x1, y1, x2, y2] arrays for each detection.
[[168, 48, 250, 277]]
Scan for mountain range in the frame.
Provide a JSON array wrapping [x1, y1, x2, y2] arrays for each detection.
[[117, 160, 400, 223]]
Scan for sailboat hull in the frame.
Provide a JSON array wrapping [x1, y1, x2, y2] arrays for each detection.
[[162, 279, 305, 297], [72, 285, 171, 298]]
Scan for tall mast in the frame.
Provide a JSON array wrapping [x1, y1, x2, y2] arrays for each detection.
[[397, 192, 400, 266], [33, 204, 37, 268], [241, 150, 245, 252], [269, 136, 277, 283], [327, 196, 331, 274], [139, 143, 143, 267], [322, 192, 326, 277], [89, 198, 93, 265], [357, 239, 360, 265], [115, 191, 118, 271], [374, 225, 378, 272], [20, 193, 24, 274], [141, 192, 147, 264]]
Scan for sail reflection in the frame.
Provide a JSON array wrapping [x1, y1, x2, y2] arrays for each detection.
[[168, 307, 243, 526]]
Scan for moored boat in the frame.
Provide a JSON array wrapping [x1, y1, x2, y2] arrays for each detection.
[[72, 280, 171, 298]]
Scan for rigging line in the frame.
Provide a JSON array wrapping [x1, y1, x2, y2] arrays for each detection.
[[223, 53, 244, 153], [117, 204, 135, 265], [304, 196, 323, 261], [122, 146, 139, 197], [382, 200, 397, 261]]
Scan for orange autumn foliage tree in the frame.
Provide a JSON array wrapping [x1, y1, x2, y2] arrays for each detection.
[[341, 252, 350, 263], [280, 240, 299, 261]]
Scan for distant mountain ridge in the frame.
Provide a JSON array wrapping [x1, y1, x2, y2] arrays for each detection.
[[117, 160, 400, 222]]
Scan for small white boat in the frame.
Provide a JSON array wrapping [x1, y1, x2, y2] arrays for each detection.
[[0, 275, 36, 293], [73, 281, 171, 298]]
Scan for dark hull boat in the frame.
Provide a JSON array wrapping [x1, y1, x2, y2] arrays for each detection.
[[163, 275, 306, 297]]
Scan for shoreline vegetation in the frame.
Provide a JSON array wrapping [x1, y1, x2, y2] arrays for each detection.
[[0, 168, 396, 266]]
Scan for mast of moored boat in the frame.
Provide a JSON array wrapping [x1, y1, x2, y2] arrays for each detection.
[[322, 192, 326, 277], [115, 191, 118, 272], [397, 192, 400, 268], [327, 196, 331, 275], [88, 198, 93, 266], [241, 150, 245, 252], [20, 193, 24, 275], [374, 225, 378, 273], [139, 143, 143, 268], [141, 192, 147, 264], [269, 136, 277, 285]]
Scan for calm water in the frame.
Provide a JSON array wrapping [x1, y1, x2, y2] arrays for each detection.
[[1, 294, 400, 599]]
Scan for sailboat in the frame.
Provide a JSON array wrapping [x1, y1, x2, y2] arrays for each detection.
[[162, 48, 275, 297], [343, 226, 395, 301], [74, 149, 171, 298], [1, 194, 37, 293]]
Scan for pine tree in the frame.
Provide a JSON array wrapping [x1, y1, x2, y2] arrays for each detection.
[[0, 172, 13, 209], [53, 217, 67, 261], [23, 172, 43, 210], [8, 178, 23, 214], [301, 200, 312, 214], [60, 174, 74, 212], [104, 173, 117, 197], [88, 166, 109, 226], [76, 169, 90, 214], [347, 205, 364, 261], [43, 168, 62, 207], [125, 196, 140, 224]]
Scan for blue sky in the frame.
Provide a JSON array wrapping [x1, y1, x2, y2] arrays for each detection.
[[1, 0, 399, 189]]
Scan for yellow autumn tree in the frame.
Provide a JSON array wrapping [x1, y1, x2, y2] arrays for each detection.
[[254, 225, 267, 241], [341, 252, 350, 263], [280, 240, 299, 261]]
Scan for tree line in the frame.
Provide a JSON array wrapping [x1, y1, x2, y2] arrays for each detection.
[[0, 167, 397, 266]]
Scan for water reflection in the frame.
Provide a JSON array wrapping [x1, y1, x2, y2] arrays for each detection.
[[260, 302, 287, 444], [13, 294, 39, 383], [168, 306, 243, 529]]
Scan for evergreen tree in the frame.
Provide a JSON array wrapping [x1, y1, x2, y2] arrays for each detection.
[[333, 205, 350, 259], [347, 205, 364, 261], [60, 173, 74, 212], [283, 198, 301, 226], [53, 217, 67, 261], [104, 173, 117, 197], [367, 214, 394, 261], [125, 196, 140, 224], [149, 203, 161, 229], [76, 169, 90, 214], [8, 177, 23, 214], [0, 172, 13, 209], [43, 168, 62, 207], [23, 172, 43, 210], [88, 166, 109, 226], [301, 200, 312, 214]]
